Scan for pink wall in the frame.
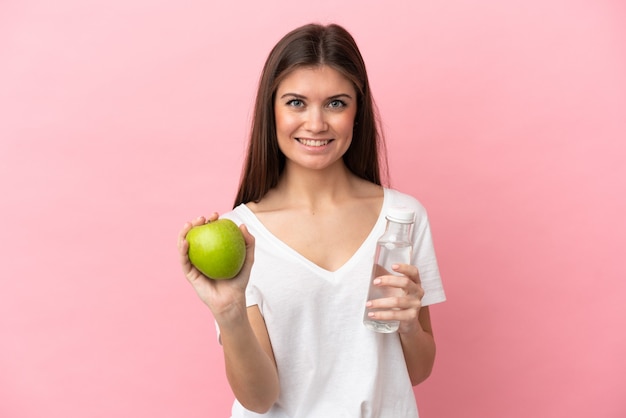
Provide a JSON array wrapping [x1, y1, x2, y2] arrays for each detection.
[[2, 1, 625, 417]]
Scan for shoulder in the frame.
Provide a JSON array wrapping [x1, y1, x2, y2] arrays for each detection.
[[384, 188, 428, 216], [220, 204, 251, 226]]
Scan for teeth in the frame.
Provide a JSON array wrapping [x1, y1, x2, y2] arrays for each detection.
[[298, 139, 330, 147]]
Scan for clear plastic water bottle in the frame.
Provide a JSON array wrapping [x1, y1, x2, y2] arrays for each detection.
[[363, 207, 415, 333]]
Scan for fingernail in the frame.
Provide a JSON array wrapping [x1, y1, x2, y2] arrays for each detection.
[[373, 278, 381, 285]]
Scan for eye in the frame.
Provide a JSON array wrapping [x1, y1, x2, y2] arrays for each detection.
[[286, 99, 304, 107], [328, 99, 346, 109]]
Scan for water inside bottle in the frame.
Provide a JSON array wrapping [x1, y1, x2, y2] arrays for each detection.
[[363, 243, 411, 333]]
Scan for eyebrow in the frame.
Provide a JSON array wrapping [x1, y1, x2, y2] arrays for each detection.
[[279, 93, 354, 100]]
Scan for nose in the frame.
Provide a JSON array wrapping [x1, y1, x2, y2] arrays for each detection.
[[304, 108, 328, 133]]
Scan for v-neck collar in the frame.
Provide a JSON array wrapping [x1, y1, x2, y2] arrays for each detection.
[[235, 188, 390, 280]]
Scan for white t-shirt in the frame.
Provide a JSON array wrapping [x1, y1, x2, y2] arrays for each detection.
[[221, 188, 446, 418]]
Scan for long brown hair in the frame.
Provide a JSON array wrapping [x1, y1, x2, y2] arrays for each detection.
[[234, 23, 388, 207]]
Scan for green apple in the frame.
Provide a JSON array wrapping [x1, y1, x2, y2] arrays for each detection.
[[185, 218, 246, 280]]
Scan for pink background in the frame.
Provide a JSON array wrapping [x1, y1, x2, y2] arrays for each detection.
[[1, 1, 625, 417]]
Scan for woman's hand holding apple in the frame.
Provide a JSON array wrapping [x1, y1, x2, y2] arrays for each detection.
[[177, 213, 256, 323]]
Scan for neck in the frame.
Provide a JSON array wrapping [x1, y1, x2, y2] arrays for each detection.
[[273, 161, 357, 208]]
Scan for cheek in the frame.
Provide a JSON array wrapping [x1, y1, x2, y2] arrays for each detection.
[[336, 113, 357, 135], [275, 110, 298, 133]]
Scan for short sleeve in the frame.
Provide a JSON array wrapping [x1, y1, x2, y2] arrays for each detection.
[[411, 207, 446, 307]]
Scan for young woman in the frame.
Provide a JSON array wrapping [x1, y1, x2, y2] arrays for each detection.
[[178, 23, 446, 417]]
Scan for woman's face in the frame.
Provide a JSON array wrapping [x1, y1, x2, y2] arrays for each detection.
[[274, 65, 357, 172]]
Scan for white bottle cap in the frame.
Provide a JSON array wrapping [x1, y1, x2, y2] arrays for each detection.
[[386, 207, 415, 224]]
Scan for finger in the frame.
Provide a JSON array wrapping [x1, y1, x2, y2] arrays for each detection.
[[372, 274, 413, 290], [178, 222, 189, 250], [191, 215, 207, 226], [178, 217, 206, 253], [178, 237, 195, 276], [367, 306, 420, 323], [190, 212, 220, 226], [178, 215, 222, 283], [242, 226, 256, 259], [391, 263, 421, 284], [178, 220, 200, 274], [367, 294, 421, 311], [372, 273, 425, 303], [178, 212, 219, 249], [238, 224, 256, 275], [240, 223, 254, 246]]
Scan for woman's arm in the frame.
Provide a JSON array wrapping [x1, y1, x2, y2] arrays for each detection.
[[178, 214, 279, 412], [219, 304, 279, 413], [398, 306, 436, 386], [364, 263, 436, 386]]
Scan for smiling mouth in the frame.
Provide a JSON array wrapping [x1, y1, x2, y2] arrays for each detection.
[[297, 138, 332, 147]]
